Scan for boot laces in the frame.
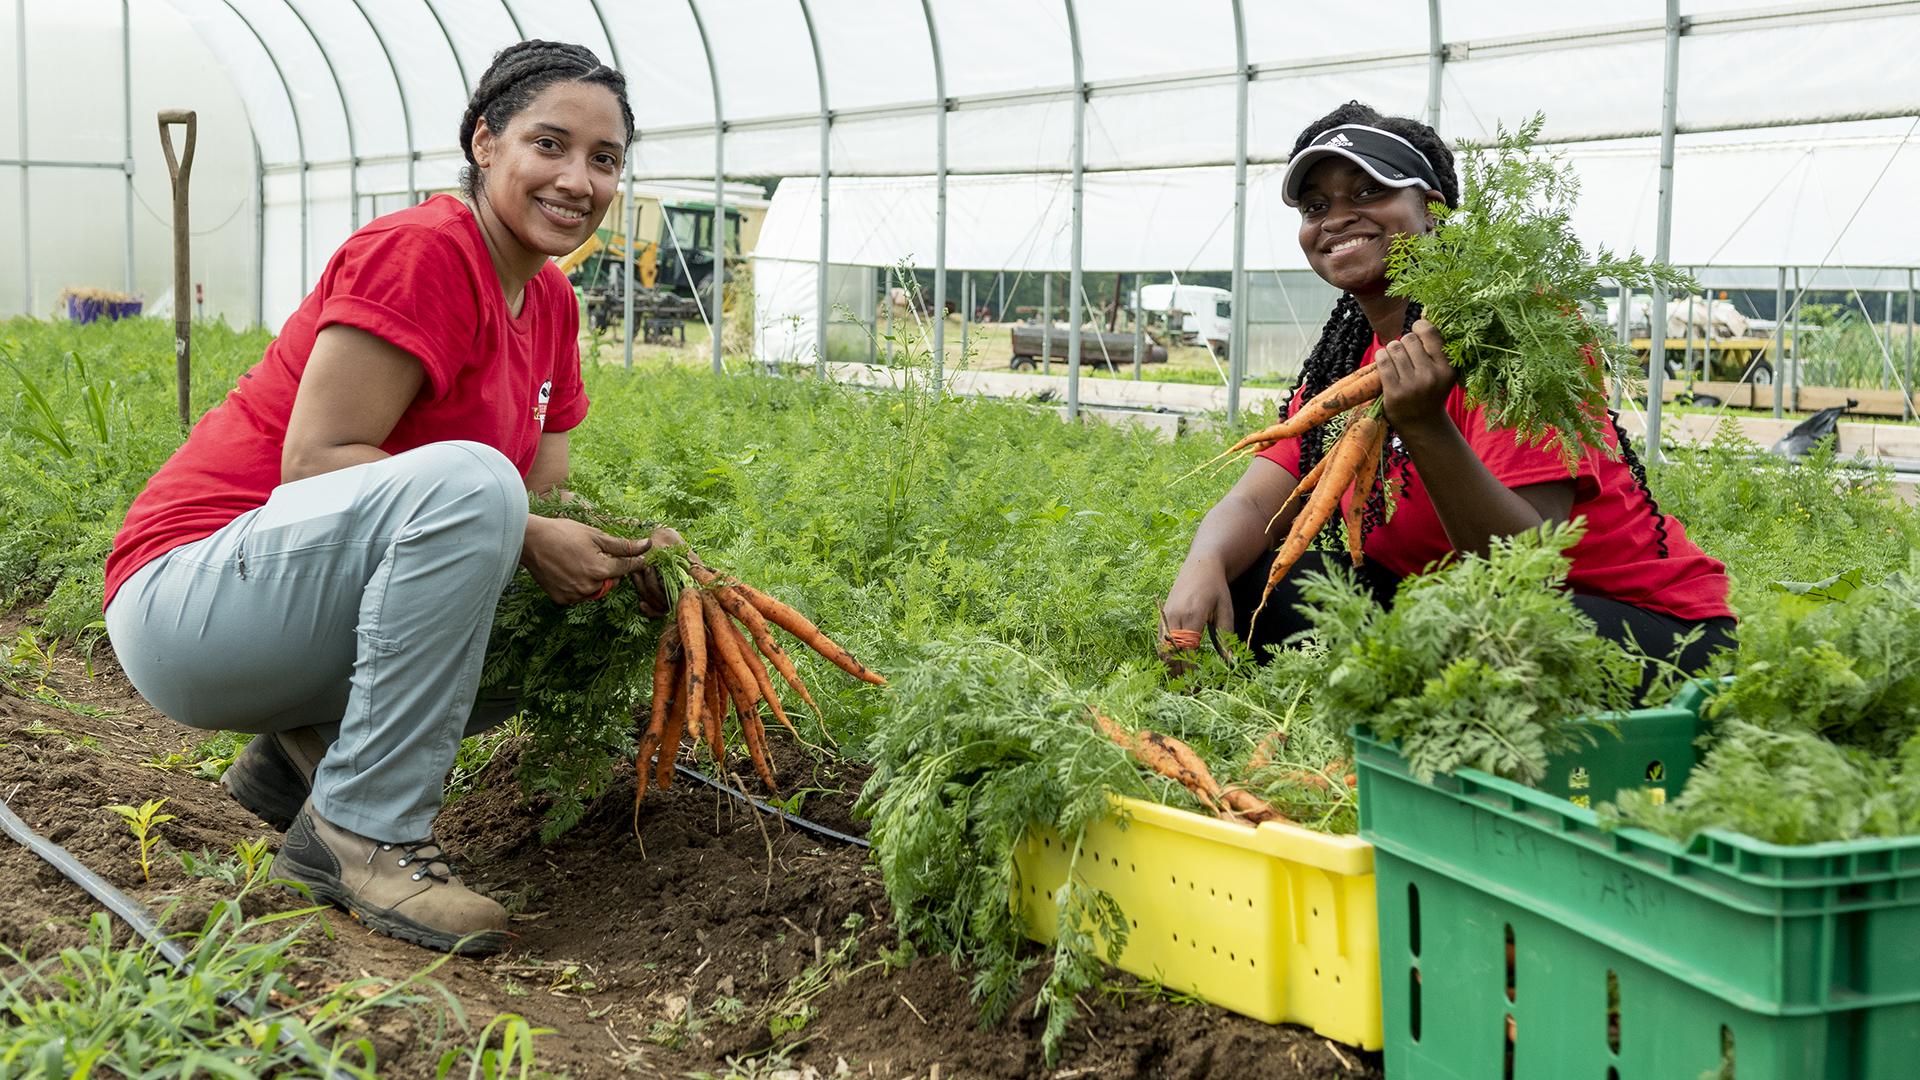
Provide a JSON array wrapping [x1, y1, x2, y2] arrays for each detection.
[[374, 839, 456, 883]]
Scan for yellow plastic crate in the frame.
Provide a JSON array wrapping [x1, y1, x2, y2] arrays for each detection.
[[1014, 795, 1380, 1049]]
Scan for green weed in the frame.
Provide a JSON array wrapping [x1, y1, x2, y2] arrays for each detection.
[[0, 887, 451, 1076], [104, 797, 176, 882], [435, 1012, 555, 1080], [144, 729, 248, 780], [173, 836, 275, 886]]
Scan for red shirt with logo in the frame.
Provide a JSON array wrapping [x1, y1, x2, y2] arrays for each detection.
[[1257, 337, 1732, 621], [104, 195, 587, 606]]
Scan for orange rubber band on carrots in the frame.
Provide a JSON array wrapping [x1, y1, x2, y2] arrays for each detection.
[[591, 578, 617, 602]]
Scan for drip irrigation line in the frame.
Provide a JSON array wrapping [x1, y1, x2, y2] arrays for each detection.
[[671, 762, 871, 849], [0, 792, 352, 1080]]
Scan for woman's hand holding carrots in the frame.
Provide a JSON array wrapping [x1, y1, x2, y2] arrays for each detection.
[[521, 515, 653, 606], [1375, 318, 1455, 436], [1193, 322, 1460, 637], [1161, 562, 1234, 671]]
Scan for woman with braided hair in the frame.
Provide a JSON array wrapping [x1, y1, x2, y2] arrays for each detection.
[[1162, 102, 1734, 689], [102, 41, 677, 954]]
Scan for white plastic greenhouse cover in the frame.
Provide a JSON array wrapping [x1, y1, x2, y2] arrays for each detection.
[[7, 0, 1919, 426], [94, 1, 1911, 319]]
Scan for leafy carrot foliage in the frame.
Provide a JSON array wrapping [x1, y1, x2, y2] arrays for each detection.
[[1386, 114, 1695, 470], [1298, 522, 1655, 785]]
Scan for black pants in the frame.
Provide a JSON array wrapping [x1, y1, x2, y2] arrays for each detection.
[[1229, 550, 1736, 704]]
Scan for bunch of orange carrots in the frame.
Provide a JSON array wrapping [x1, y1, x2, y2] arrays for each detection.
[[1091, 711, 1288, 826], [1207, 364, 1393, 631], [633, 557, 884, 813]]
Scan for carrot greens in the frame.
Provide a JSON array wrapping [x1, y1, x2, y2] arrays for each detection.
[[1386, 114, 1696, 470], [1606, 568, 1920, 844], [1300, 522, 1657, 785]]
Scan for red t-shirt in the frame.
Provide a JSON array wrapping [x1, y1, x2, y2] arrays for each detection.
[[1257, 337, 1732, 621], [104, 195, 588, 607]]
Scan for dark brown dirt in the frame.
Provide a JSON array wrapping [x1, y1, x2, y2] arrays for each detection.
[[0, 622, 1382, 1079]]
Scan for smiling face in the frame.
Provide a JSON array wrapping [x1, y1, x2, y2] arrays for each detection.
[[468, 80, 625, 265], [1295, 158, 1440, 297]]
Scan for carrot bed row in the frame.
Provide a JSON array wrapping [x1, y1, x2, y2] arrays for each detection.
[[631, 557, 885, 827]]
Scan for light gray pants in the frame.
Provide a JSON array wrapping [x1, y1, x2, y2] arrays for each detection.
[[107, 441, 528, 842]]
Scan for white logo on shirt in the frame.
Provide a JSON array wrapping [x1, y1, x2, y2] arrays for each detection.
[[535, 380, 552, 427]]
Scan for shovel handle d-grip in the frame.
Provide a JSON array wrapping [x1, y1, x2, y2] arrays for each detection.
[[157, 110, 197, 185], [158, 110, 197, 427]]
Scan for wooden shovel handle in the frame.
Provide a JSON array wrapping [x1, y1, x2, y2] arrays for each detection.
[[157, 110, 197, 188]]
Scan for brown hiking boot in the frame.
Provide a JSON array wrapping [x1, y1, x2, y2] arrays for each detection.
[[222, 727, 329, 831], [272, 801, 509, 956]]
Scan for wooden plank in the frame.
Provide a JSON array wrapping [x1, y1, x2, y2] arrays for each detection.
[[1793, 385, 1909, 417], [1655, 380, 1908, 418]]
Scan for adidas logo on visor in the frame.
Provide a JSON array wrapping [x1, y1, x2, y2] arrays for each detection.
[[1328, 133, 1354, 148]]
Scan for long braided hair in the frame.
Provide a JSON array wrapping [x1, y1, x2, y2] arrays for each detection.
[[1290, 104, 1456, 547], [459, 40, 635, 200], [1288, 102, 1671, 556]]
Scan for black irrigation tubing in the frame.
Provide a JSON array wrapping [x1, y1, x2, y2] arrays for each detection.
[[0, 792, 354, 1080], [671, 762, 871, 849]]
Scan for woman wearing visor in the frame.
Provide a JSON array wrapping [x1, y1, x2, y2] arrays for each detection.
[[1160, 103, 1733, 683]]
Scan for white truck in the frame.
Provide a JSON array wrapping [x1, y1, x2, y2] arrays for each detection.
[[1138, 284, 1232, 350]]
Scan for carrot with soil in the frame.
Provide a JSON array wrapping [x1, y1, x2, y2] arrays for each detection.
[[1230, 365, 1384, 456], [1343, 418, 1389, 567], [700, 591, 761, 719], [1251, 412, 1387, 633], [618, 544, 888, 810], [636, 623, 682, 804], [731, 582, 887, 687], [1092, 711, 1287, 825], [693, 564, 821, 716]]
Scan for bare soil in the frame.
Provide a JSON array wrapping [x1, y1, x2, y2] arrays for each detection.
[[0, 622, 1382, 1079]]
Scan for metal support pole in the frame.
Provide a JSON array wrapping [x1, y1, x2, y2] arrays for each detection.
[[1905, 270, 1915, 421], [1643, 0, 1682, 462], [1885, 291, 1896, 376], [1698, 278, 1709, 383], [622, 181, 636, 368], [997, 271, 1005, 322], [710, 163, 724, 374], [1042, 275, 1052, 375], [1064, 0, 1085, 419], [253, 138, 264, 328], [215, 0, 308, 296], [17, 0, 31, 315], [1425, 0, 1443, 130], [918, 0, 948, 384], [884, 274, 895, 363], [685, 0, 725, 375], [960, 273, 970, 361], [347, 0, 414, 207], [868, 271, 879, 365], [122, 0, 134, 295], [277, 2, 357, 229], [1791, 267, 1802, 412], [1228, 0, 1250, 424], [1773, 267, 1786, 417], [158, 110, 196, 427], [799, 0, 830, 375], [1133, 274, 1145, 381], [1613, 282, 1630, 409]]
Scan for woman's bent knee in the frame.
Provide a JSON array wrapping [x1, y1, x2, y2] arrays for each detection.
[[388, 441, 528, 556]]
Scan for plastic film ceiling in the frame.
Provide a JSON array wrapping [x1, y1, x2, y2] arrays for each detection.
[[154, 0, 1920, 329]]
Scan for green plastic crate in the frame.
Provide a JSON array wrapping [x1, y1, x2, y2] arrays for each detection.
[[1357, 692, 1920, 1079]]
